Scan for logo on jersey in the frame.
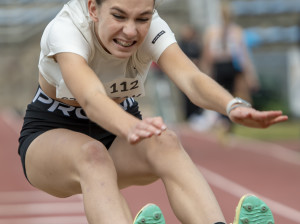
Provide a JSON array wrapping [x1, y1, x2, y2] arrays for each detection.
[[152, 30, 166, 44]]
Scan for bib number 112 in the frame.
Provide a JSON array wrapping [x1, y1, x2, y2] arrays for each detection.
[[110, 80, 139, 94]]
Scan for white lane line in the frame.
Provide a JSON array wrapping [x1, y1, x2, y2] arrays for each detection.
[[0, 202, 84, 217], [180, 130, 300, 166], [0, 215, 88, 224], [229, 136, 300, 166], [198, 165, 300, 223], [0, 190, 85, 217], [0, 190, 83, 204]]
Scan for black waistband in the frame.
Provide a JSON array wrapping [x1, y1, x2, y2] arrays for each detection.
[[31, 87, 136, 120]]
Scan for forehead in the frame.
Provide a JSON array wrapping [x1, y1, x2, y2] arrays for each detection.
[[101, 0, 154, 12]]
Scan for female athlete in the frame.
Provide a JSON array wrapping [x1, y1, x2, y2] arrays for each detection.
[[18, 0, 287, 223]]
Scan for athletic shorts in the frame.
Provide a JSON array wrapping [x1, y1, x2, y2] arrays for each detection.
[[213, 60, 242, 94], [18, 87, 142, 180]]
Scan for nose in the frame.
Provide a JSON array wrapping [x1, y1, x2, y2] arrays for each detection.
[[123, 20, 137, 38]]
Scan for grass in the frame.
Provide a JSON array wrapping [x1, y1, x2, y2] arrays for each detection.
[[232, 119, 300, 141]]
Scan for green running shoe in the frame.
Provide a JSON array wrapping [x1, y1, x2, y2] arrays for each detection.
[[133, 203, 166, 224], [232, 195, 274, 224]]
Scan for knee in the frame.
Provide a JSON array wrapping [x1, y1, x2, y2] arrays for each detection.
[[146, 129, 183, 161], [155, 129, 181, 150], [79, 140, 114, 170]]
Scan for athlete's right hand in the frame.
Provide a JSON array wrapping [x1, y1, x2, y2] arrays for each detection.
[[127, 117, 167, 144]]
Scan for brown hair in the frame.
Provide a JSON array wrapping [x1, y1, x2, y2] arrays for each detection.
[[95, 0, 104, 5], [95, 0, 156, 6]]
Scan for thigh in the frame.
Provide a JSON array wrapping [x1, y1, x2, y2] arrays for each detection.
[[108, 136, 157, 189], [109, 129, 183, 188], [25, 128, 103, 197]]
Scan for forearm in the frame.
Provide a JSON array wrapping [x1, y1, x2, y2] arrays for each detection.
[[56, 53, 140, 138], [158, 44, 233, 115], [82, 91, 140, 139], [82, 91, 167, 144], [185, 72, 234, 115]]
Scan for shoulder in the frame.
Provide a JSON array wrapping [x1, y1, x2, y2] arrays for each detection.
[[45, 0, 91, 40], [41, 5, 93, 62], [148, 10, 173, 38], [137, 10, 177, 62], [44, 14, 87, 48]]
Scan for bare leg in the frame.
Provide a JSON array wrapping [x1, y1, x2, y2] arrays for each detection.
[[109, 130, 226, 224], [25, 129, 132, 224], [25, 127, 225, 224]]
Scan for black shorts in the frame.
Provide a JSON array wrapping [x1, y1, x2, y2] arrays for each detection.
[[213, 60, 242, 94], [18, 87, 142, 180]]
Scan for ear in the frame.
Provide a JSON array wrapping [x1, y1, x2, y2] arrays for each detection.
[[88, 0, 98, 22]]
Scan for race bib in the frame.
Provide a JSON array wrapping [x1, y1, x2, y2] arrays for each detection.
[[103, 76, 145, 98]]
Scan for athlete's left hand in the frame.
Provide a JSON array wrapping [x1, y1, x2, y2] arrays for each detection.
[[127, 116, 167, 144], [229, 107, 288, 128]]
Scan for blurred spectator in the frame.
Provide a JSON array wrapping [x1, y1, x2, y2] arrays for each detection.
[[201, 0, 260, 132], [150, 25, 204, 125], [298, 16, 300, 48], [178, 25, 204, 122], [149, 62, 177, 123]]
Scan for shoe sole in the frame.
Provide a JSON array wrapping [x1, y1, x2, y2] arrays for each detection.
[[133, 203, 165, 224], [234, 194, 274, 224]]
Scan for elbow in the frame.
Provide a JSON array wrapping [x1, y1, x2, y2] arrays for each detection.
[[78, 89, 107, 121], [81, 99, 94, 120], [80, 97, 96, 121]]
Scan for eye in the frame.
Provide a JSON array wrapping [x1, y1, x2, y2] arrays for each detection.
[[136, 18, 150, 23], [112, 14, 125, 20]]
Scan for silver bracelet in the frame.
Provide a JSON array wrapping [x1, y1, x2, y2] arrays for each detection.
[[226, 97, 252, 116]]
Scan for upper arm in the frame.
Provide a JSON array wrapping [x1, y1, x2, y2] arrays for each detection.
[[157, 43, 201, 94], [55, 52, 106, 107]]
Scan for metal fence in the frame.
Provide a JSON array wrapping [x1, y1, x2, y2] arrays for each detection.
[[0, 0, 67, 43]]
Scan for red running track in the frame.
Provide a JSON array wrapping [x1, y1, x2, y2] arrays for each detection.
[[0, 110, 299, 224]]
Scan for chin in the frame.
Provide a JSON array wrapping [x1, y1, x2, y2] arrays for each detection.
[[111, 47, 137, 58], [112, 51, 133, 59]]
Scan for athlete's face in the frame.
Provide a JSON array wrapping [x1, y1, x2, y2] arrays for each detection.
[[89, 0, 154, 58]]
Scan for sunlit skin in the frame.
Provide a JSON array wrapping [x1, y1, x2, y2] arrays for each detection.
[[229, 107, 288, 129], [88, 0, 154, 58]]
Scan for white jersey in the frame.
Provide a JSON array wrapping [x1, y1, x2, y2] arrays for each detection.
[[38, 0, 177, 100]]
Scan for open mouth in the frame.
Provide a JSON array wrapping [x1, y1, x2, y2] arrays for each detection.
[[114, 39, 137, 47]]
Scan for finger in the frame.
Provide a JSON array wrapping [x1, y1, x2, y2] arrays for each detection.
[[141, 118, 167, 136], [136, 121, 162, 136], [144, 117, 167, 131], [236, 110, 282, 125], [128, 129, 156, 144], [136, 129, 153, 138], [253, 110, 282, 119], [260, 114, 289, 128], [128, 133, 140, 144], [235, 113, 288, 128], [252, 112, 288, 126], [268, 115, 289, 125]]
